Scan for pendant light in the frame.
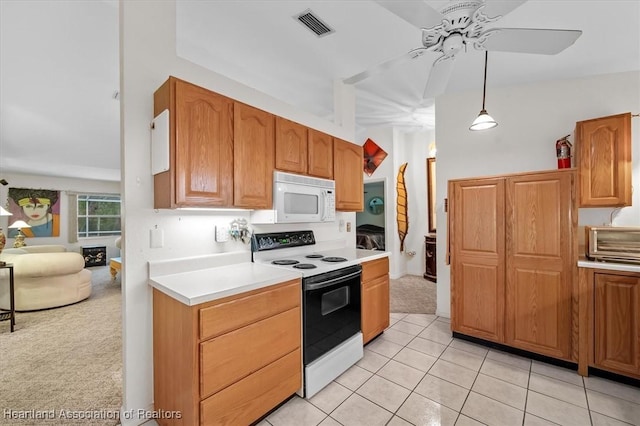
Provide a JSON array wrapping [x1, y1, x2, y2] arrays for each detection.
[[469, 50, 498, 131]]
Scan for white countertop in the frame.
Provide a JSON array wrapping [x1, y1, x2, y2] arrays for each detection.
[[148, 249, 390, 306], [578, 258, 640, 273]]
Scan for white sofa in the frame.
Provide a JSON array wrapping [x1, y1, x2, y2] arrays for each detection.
[[0, 245, 92, 311]]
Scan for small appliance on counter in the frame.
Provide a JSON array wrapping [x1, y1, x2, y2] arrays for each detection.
[[252, 230, 363, 398], [250, 171, 336, 224], [585, 226, 640, 264]]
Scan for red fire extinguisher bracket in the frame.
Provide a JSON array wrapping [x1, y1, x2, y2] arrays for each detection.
[[556, 135, 572, 169]]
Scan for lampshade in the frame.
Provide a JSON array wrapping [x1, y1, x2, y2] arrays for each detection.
[[469, 51, 498, 131], [470, 109, 498, 131], [0, 206, 12, 216], [9, 220, 31, 229]]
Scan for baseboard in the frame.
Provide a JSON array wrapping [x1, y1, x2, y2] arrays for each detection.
[[435, 309, 450, 319], [588, 367, 640, 388], [452, 332, 578, 371]]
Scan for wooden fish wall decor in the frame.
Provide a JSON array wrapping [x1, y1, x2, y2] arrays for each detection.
[[396, 162, 408, 252]]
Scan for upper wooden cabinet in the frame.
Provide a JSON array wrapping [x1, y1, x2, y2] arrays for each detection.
[[308, 129, 334, 179], [153, 77, 234, 208], [275, 117, 308, 175], [233, 102, 275, 209], [449, 169, 577, 361], [576, 112, 632, 207], [334, 138, 364, 211]]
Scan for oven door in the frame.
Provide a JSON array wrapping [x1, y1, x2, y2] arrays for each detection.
[[303, 265, 361, 365]]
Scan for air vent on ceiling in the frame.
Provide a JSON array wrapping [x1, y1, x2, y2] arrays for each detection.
[[295, 9, 334, 37]]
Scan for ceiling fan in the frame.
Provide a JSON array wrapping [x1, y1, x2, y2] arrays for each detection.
[[345, 0, 582, 99]]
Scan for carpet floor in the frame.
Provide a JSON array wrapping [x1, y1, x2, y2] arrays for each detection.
[[390, 274, 437, 314], [0, 265, 122, 425]]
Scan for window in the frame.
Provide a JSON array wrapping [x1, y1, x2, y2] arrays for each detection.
[[77, 194, 121, 238]]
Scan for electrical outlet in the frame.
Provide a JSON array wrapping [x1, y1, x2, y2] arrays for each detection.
[[150, 228, 164, 248], [215, 226, 230, 242]]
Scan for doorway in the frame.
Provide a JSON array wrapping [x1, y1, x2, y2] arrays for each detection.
[[356, 181, 386, 251]]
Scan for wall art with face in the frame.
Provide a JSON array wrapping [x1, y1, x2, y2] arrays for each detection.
[[7, 187, 61, 237]]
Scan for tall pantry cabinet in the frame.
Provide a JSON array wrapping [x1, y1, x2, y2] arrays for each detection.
[[449, 169, 577, 361]]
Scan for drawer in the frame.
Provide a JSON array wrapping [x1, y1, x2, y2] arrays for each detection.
[[200, 279, 300, 340], [200, 348, 301, 425], [200, 307, 301, 398], [361, 257, 389, 282]]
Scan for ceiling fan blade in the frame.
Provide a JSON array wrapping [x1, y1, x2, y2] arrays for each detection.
[[344, 48, 427, 85], [423, 57, 456, 99], [482, 0, 527, 18], [373, 0, 443, 29], [483, 28, 582, 55]]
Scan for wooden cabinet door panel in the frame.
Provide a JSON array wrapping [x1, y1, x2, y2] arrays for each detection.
[[577, 113, 631, 207], [308, 129, 333, 178], [595, 273, 640, 376], [174, 79, 234, 207], [334, 138, 364, 211], [361, 257, 389, 282], [454, 262, 503, 341], [200, 349, 301, 426], [275, 117, 307, 174], [450, 178, 505, 342], [505, 171, 574, 360], [200, 307, 300, 398], [200, 280, 300, 340], [234, 102, 275, 209], [362, 275, 390, 344]]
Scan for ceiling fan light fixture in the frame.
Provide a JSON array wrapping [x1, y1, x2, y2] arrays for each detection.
[[470, 50, 498, 131], [470, 109, 497, 130]]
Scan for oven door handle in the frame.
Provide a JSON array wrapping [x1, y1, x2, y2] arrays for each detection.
[[305, 271, 361, 291]]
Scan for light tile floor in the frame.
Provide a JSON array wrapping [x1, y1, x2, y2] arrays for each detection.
[[257, 313, 640, 426]]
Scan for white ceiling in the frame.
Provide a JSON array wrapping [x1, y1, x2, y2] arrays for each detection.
[[1, 1, 638, 181]]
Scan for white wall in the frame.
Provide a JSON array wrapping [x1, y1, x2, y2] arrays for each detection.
[[120, 1, 357, 422], [356, 127, 435, 278], [435, 70, 640, 318], [0, 172, 121, 259]]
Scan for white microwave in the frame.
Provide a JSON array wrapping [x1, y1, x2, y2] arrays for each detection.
[[250, 172, 336, 224]]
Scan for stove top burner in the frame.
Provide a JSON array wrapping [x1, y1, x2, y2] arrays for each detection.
[[322, 256, 348, 263], [305, 254, 324, 259], [293, 263, 317, 269], [272, 259, 299, 265]]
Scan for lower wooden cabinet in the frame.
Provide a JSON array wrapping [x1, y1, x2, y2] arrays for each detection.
[[153, 279, 302, 425], [594, 271, 640, 378], [361, 257, 390, 344]]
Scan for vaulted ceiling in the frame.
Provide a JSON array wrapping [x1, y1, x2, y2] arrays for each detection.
[[1, 1, 638, 181]]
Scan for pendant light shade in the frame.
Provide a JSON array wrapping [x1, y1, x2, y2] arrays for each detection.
[[470, 51, 498, 131], [470, 109, 497, 130]]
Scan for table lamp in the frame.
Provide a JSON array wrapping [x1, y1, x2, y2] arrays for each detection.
[[0, 206, 13, 264], [9, 220, 31, 248]]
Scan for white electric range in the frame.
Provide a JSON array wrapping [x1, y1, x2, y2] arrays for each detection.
[[251, 230, 364, 398]]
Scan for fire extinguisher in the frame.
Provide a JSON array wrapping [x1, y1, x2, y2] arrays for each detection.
[[556, 135, 572, 169]]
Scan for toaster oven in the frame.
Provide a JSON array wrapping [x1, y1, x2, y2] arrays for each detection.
[[585, 226, 640, 264]]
